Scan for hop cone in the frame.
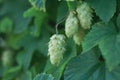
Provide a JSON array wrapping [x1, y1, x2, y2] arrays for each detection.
[[73, 29, 85, 45], [48, 34, 66, 66], [76, 2, 93, 29], [1, 49, 13, 67], [65, 12, 79, 38]]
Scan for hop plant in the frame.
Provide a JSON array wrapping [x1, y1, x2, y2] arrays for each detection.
[[1, 49, 13, 67], [76, 1, 93, 29], [65, 12, 79, 38], [29, 0, 46, 11], [48, 34, 66, 66], [73, 29, 85, 45]]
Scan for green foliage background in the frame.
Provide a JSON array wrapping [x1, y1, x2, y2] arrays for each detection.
[[0, 0, 120, 80]]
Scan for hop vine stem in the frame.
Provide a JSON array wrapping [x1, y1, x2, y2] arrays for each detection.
[[55, 11, 69, 34], [55, 1, 77, 34], [55, 23, 59, 34]]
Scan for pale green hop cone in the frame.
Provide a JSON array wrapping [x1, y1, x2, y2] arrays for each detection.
[[73, 29, 85, 45], [65, 12, 79, 38], [48, 34, 66, 66], [76, 2, 93, 29]]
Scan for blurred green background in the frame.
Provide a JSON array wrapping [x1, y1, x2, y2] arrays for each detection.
[[0, 0, 70, 80]]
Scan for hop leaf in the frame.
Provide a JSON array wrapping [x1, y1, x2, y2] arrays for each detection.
[[48, 34, 66, 66], [73, 29, 85, 45], [76, 2, 93, 29], [65, 12, 79, 38], [0, 17, 13, 33], [29, 0, 46, 11], [34, 73, 54, 80]]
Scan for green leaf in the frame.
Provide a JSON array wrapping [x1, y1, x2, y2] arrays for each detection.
[[82, 22, 116, 52], [64, 50, 100, 80], [86, 0, 116, 22], [23, 7, 37, 17], [117, 13, 120, 30], [7, 31, 28, 49], [66, 1, 78, 11], [15, 31, 49, 70], [117, 0, 120, 13], [16, 49, 34, 70], [0, 17, 13, 33], [18, 71, 32, 80], [7, 27, 50, 56], [0, 0, 2, 3], [99, 33, 120, 70], [24, 7, 46, 37], [34, 73, 54, 80], [64, 50, 120, 80], [90, 64, 120, 80], [56, 1, 68, 23], [0, 0, 31, 34], [8, 27, 50, 70], [3, 66, 21, 80], [0, 65, 3, 77], [82, 21, 120, 70], [29, 0, 46, 12]]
